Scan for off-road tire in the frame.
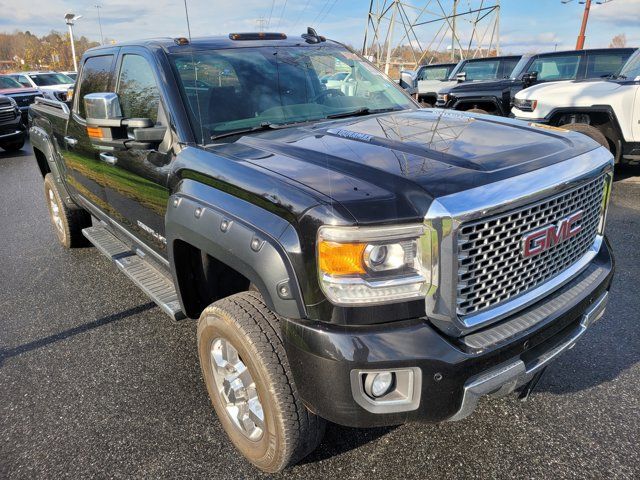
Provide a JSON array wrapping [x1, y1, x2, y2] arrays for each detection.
[[1, 140, 25, 152], [43, 173, 91, 248], [467, 108, 488, 114], [559, 123, 609, 150], [197, 291, 325, 473]]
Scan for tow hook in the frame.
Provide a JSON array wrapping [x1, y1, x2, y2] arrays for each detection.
[[518, 366, 547, 402]]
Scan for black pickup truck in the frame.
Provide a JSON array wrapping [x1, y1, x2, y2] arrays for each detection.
[[29, 31, 615, 473], [436, 47, 635, 115]]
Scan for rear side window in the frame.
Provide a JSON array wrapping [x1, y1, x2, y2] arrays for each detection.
[[585, 52, 630, 78], [527, 54, 581, 81], [77, 55, 114, 117], [116, 54, 161, 123]]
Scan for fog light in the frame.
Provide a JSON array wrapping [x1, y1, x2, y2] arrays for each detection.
[[364, 372, 394, 398]]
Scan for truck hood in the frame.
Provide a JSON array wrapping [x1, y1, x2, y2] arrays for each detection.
[[516, 79, 619, 100], [208, 109, 600, 223], [417, 79, 457, 94], [38, 84, 73, 92], [0, 87, 40, 95]]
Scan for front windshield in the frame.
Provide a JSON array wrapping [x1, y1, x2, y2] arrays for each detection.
[[619, 50, 640, 80], [0, 76, 23, 89], [171, 44, 415, 142], [30, 73, 74, 86]]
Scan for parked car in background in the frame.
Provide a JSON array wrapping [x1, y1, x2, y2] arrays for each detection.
[[415, 55, 521, 106], [5, 71, 74, 102], [512, 48, 640, 164], [0, 94, 27, 152], [0, 75, 42, 122], [399, 62, 456, 90], [436, 47, 635, 116], [322, 71, 351, 89]]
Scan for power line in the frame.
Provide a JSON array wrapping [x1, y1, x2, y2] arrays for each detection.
[[313, 0, 332, 24], [267, 0, 276, 28], [293, 0, 313, 27], [276, 0, 289, 29], [317, 0, 339, 25]]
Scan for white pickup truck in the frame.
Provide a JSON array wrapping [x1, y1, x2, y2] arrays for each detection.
[[512, 49, 640, 164]]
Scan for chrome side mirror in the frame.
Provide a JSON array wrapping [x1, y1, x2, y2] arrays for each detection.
[[84, 92, 123, 127]]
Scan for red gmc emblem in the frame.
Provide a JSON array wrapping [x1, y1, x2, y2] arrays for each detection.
[[522, 210, 583, 258]]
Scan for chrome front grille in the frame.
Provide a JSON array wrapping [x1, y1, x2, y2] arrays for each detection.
[[456, 175, 606, 317]]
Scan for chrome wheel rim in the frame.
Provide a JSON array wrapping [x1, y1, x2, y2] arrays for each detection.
[[48, 188, 64, 234], [210, 337, 265, 441]]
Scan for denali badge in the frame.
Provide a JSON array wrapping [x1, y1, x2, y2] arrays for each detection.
[[522, 210, 583, 258]]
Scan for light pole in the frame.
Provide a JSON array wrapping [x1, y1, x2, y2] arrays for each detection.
[[95, 5, 104, 45], [64, 13, 82, 72]]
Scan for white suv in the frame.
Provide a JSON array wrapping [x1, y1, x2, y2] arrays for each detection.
[[512, 49, 640, 164]]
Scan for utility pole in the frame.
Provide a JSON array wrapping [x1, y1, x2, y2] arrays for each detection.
[[383, 1, 398, 75], [451, 0, 458, 61], [95, 5, 104, 45], [576, 0, 592, 49]]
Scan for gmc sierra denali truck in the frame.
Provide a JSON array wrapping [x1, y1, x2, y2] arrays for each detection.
[[29, 31, 614, 473]]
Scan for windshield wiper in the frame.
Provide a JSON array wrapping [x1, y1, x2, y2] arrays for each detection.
[[210, 122, 280, 141], [325, 106, 404, 120]]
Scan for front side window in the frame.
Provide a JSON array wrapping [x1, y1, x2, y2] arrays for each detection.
[[77, 55, 114, 117], [526, 54, 581, 81], [171, 45, 414, 142], [29, 73, 74, 86], [117, 54, 161, 123], [417, 66, 450, 81], [458, 60, 500, 81], [14, 75, 31, 87]]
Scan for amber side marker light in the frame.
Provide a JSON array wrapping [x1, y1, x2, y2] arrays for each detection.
[[86, 126, 102, 138], [318, 240, 366, 276]]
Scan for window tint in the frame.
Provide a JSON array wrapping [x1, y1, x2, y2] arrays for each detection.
[[78, 55, 114, 117], [586, 52, 630, 78], [527, 54, 581, 81], [117, 55, 161, 123], [459, 60, 501, 80]]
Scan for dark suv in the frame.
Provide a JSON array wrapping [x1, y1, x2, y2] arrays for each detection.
[[435, 47, 635, 115], [0, 94, 27, 151]]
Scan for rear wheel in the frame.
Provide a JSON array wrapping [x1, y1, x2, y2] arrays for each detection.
[[559, 123, 609, 150], [43, 173, 91, 248], [197, 291, 325, 472]]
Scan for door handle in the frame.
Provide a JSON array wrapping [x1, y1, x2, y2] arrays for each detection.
[[99, 152, 117, 165], [64, 136, 78, 147]]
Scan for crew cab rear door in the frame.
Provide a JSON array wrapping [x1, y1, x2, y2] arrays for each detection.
[[64, 51, 117, 211], [101, 47, 172, 258]]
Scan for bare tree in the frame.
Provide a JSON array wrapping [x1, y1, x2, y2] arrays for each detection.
[[609, 34, 627, 48]]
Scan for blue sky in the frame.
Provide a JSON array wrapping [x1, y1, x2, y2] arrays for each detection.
[[2, 0, 639, 54]]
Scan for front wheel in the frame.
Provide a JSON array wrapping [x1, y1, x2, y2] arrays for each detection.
[[197, 291, 325, 472], [43, 173, 91, 248], [559, 123, 609, 150]]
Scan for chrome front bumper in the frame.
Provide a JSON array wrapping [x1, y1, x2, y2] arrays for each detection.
[[448, 291, 609, 421]]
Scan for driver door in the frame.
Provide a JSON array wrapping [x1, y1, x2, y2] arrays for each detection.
[[101, 48, 172, 259]]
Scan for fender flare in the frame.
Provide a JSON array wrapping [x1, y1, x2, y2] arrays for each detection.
[[29, 125, 77, 208], [166, 179, 307, 320]]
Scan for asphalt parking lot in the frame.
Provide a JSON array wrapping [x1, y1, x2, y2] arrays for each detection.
[[1, 143, 639, 479]]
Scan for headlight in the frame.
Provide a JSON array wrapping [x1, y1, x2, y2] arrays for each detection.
[[437, 93, 449, 104], [317, 224, 430, 305], [514, 98, 537, 112]]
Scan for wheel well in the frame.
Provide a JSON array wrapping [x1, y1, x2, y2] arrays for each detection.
[[172, 240, 251, 319], [418, 94, 437, 105], [455, 100, 500, 114], [33, 147, 51, 178], [551, 111, 622, 160]]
